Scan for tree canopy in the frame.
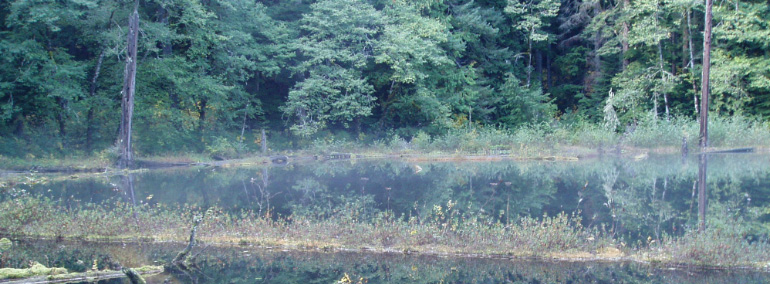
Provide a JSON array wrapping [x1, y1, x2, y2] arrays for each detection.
[[1, 0, 768, 156]]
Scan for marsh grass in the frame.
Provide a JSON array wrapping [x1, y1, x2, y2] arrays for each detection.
[[3, 193, 769, 269], [378, 115, 770, 157], [644, 207, 770, 269], [0, 155, 111, 172], [0, 195, 610, 260]]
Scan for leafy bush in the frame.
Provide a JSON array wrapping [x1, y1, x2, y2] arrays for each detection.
[[205, 137, 241, 159], [410, 131, 432, 151]]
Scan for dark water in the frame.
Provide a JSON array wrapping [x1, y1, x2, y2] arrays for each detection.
[[3, 154, 770, 282], [3, 239, 769, 283]]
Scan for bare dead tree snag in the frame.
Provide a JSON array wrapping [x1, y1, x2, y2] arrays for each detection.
[[173, 215, 203, 269], [118, 0, 140, 168], [700, 0, 713, 148]]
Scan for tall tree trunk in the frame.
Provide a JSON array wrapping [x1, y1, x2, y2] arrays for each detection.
[[87, 50, 105, 152], [700, 0, 714, 148], [118, 1, 140, 168], [198, 99, 207, 134], [546, 52, 552, 89], [87, 12, 114, 152], [13, 111, 24, 137], [158, 4, 180, 109], [658, 42, 670, 121], [621, 0, 630, 70], [55, 96, 67, 148], [240, 104, 248, 140], [261, 128, 267, 154], [526, 32, 533, 87], [588, 29, 603, 93], [682, 15, 689, 69], [686, 8, 699, 116], [535, 50, 543, 86]]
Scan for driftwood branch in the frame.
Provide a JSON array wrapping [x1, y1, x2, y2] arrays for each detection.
[[122, 268, 146, 284], [166, 214, 205, 284]]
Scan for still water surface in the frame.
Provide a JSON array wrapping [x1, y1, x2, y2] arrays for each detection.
[[3, 154, 770, 282], [4, 239, 769, 283]]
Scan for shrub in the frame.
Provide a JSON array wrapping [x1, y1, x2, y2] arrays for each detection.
[[205, 137, 240, 159]]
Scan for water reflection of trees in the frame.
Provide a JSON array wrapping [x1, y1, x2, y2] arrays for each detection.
[[14, 155, 770, 244], [5, 240, 768, 283]]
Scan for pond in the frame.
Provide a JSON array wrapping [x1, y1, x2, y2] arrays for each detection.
[[2, 153, 770, 282]]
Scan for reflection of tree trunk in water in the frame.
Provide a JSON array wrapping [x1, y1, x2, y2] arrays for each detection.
[[689, 180, 697, 213], [698, 154, 708, 232], [651, 177, 659, 241], [655, 177, 668, 241], [200, 181, 210, 209], [120, 174, 139, 221], [254, 168, 272, 217], [360, 178, 368, 217], [602, 169, 618, 237], [242, 180, 250, 200]]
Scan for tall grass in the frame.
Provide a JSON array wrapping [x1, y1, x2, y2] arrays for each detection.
[[3, 194, 770, 267], [373, 115, 770, 156], [648, 205, 770, 268], [0, 195, 607, 259]]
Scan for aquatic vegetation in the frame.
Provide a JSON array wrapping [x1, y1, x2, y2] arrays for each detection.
[[642, 210, 770, 269], [0, 262, 68, 279], [1, 193, 769, 269], [0, 238, 10, 251], [0, 195, 608, 259]]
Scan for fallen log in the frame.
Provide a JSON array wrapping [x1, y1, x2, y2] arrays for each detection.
[[0, 264, 163, 284], [700, 147, 754, 154]]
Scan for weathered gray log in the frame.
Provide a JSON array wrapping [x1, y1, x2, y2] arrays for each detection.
[[701, 148, 754, 154], [270, 155, 288, 164]]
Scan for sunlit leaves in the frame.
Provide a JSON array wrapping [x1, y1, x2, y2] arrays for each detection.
[[505, 0, 560, 43], [283, 66, 376, 137]]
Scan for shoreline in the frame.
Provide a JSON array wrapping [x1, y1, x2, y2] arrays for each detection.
[[2, 234, 767, 272], [2, 145, 766, 174]]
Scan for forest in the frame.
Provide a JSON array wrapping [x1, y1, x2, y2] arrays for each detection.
[[0, 0, 768, 158]]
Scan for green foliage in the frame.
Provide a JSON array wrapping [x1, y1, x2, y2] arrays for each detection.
[[283, 67, 376, 137], [1, 0, 769, 157], [205, 136, 245, 160], [494, 73, 556, 126], [505, 0, 560, 43]]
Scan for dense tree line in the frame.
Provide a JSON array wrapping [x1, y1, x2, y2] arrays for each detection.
[[0, 0, 767, 156]]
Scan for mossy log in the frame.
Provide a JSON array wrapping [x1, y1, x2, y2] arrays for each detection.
[[0, 263, 162, 284]]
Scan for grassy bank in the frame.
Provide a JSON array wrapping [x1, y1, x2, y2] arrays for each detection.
[[3, 115, 769, 172], [1, 195, 768, 270], [305, 115, 770, 156]]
